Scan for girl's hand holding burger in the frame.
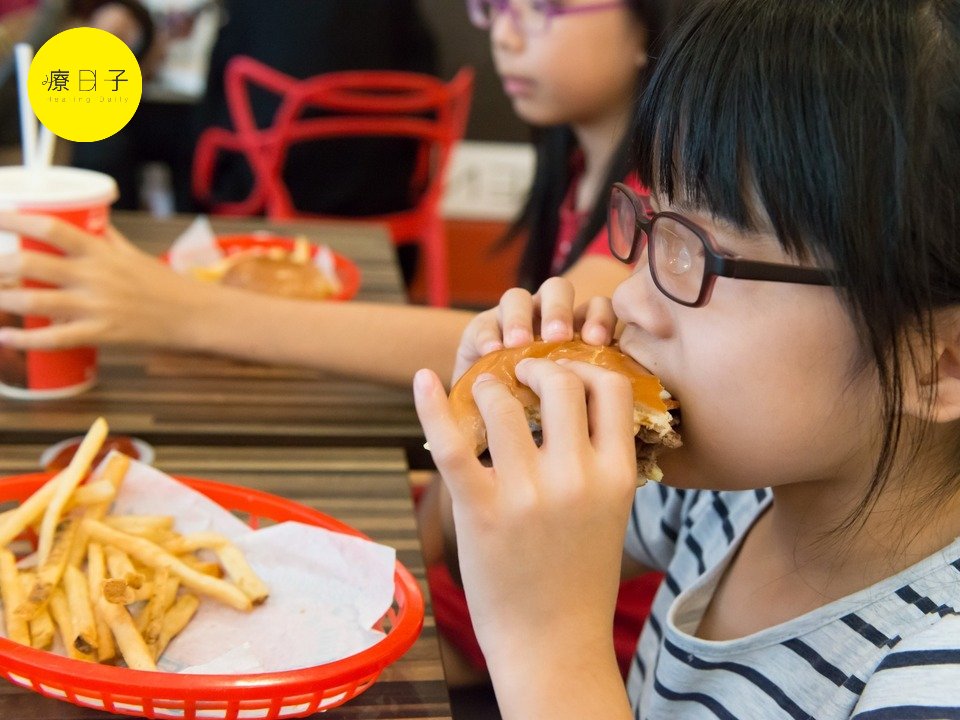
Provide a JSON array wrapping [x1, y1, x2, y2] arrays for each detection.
[[452, 277, 619, 382], [414, 351, 637, 705], [414, 277, 639, 712]]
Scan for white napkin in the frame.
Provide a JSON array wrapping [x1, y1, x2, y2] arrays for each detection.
[[166, 216, 221, 273]]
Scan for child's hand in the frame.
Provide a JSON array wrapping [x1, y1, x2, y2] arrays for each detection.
[[452, 277, 618, 382], [414, 350, 637, 678], [0, 213, 205, 349]]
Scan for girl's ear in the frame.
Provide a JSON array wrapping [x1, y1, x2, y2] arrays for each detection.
[[912, 309, 960, 423], [631, 15, 649, 69]]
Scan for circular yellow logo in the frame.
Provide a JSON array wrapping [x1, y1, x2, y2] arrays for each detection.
[[27, 27, 142, 143]]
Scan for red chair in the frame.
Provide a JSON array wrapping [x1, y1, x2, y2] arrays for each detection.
[[193, 56, 474, 306]]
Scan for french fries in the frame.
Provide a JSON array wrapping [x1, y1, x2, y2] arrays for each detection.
[[104, 546, 145, 589], [67, 453, 131, 569], [18, 517, 79, 621], [84, 520, 252, 612], [63, 565, 98, 655], [95, 595, 155, 671], [0, 549, 30, 647], [86, 543, 116, 662], [22, 573, 55, 650], [48, 587, 94, 662], [155, 594, 199, 659], [38, 418, 109, 565], [163, 533, 269, 605], [0, 418, 269, 672]]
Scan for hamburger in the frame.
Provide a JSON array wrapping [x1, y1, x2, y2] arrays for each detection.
[[218, 253, 338, 301], [448, 338, 680, 482], [191, 238, 341, 301]]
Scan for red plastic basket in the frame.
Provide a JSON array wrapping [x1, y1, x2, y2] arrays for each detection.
[[0, 473, 424, 720]]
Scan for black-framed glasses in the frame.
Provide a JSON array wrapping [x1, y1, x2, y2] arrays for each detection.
[[466, 0, 624, 36], [608, 182, 833, 307]]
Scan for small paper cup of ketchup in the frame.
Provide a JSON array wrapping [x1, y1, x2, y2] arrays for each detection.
[[39, 435, 155, 472]]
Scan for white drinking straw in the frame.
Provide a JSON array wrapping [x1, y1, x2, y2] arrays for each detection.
[[37, 124, 57, 166], [14, 43, 38, 168]]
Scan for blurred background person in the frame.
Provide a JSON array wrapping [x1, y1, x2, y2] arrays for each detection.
[[69, 0, 219, 213], [0, 0, 154, 162]]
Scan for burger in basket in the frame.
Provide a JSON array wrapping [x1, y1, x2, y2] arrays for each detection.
[[192, 237, 342, 301], [448, 338, 681, 483]]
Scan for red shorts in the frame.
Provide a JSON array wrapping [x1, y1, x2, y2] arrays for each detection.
[[428, 562, 662, 678]]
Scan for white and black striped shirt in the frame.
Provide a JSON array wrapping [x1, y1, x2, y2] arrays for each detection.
[[625, 484, 960, 719]]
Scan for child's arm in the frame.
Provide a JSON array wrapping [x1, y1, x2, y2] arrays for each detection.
[[0, 215, 628, 389], [0, 213, 473, 387]]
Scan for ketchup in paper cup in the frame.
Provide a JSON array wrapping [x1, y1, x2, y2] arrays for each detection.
[[40, 435, 155, 472]]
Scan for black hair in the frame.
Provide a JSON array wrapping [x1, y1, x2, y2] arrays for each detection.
[[504, 0, 688, 290], [634, 0, 960, 527]]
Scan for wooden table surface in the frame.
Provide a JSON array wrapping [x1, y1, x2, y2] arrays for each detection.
[[0, 213, 452, 719], [0, 212, 430, 465]]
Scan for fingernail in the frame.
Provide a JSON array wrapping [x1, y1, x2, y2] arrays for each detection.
[[481, 340, 503, 355], [473, 372, 497, 386], [545, 320, 567, 339], [506, 327, 530, 345], [583, 324, 605, 344], [413, 368, 434, 394]]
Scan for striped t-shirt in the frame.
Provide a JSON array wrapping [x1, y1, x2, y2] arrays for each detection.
[[624, 484, 960, 719]]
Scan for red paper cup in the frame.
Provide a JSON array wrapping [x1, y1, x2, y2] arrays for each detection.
[[0, 166, 117, 399]]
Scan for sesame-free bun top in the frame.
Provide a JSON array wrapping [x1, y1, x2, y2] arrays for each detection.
[[219, 255, 337, 301], [448, 339, 680, 480]]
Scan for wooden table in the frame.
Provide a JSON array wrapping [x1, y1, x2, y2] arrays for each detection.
[[0, 212, 430, 466], [0, 213, 452, 719]]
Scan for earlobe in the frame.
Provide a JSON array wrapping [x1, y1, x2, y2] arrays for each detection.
[[931, 345, 960, 422], [915, 311, 960, 423]]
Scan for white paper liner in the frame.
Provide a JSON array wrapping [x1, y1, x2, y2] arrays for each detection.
[[167, 216, 222, 273], [0, 455, 397, 675]]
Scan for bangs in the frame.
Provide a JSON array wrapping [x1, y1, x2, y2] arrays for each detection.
[[633, 0, 898, 262]]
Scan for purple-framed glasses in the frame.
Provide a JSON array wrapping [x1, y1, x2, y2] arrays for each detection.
[[467, 0, 624, 35], [608, 182, 833, 307]]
